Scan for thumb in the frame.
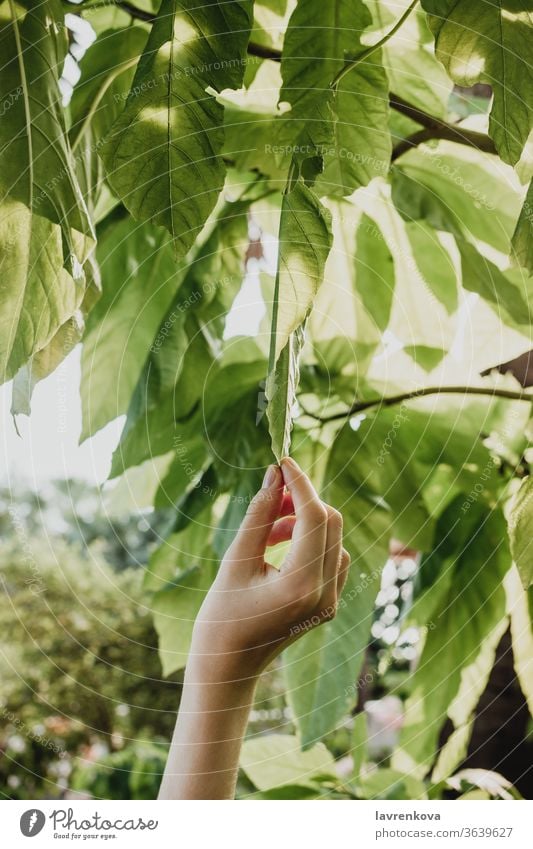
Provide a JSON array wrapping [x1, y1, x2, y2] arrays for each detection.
[[228, 465, 284, 561]]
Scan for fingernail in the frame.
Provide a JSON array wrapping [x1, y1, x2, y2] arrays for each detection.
[[280, 456, 297, 479], [262, 464, 278, 489]]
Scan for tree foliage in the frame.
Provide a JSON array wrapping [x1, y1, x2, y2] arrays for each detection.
[[2, 0, 533, 795]]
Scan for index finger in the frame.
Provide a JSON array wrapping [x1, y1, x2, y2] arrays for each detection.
[[280, 457, 327, 580]]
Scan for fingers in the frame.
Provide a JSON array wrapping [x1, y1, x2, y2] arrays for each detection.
[[337, 549, 351, 598], [322, 507, 344, 603], [280, 457, 327, 582], [267, 515, 297, 547], [228, 465, 284, 561], [279, 491, 295, 518]]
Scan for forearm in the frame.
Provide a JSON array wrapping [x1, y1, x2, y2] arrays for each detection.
[[158, 651, 259, 800]]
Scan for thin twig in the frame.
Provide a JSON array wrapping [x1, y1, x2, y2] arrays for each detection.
[[330, 0, 419, 90], [307, 385, 533, 423]]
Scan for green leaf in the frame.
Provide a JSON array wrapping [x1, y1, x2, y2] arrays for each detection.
[[421, 0, 533, 165], [459, 240, 531, 330], [365, 4, 452, 121], [505, 565, 533, 714], [403, 345, 447, 371], [0, 201, 91, 382], [265, 180, 332, 460], [0, 0, 92, 238], [280, 0, 391, 191], [153, 560, 217, 675], [240, 734, 335, 791], [512, 181, 533, 276], [100, 0, 253, 255], [354, 214, 395, 332], [266, 326, 304, 461], [360, 768, 427, 800], [80, 216, 184, 440], [508, 475, 533, 588], [391, 144, 522, 253], [393, 501, 510, 777], [404, 221, 458, 315], [0, 1, 95, 381], [11, 315, 83, 417], [69, 26, 149, 220]]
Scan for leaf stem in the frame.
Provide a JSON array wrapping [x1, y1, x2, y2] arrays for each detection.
[[329, 0, 419, 90], [307, 385, 533, 423]]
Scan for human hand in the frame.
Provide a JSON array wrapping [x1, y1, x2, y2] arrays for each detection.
[[189, 457, 350, 682]]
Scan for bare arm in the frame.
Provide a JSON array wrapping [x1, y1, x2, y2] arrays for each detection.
[[158, 457, 350, 800]]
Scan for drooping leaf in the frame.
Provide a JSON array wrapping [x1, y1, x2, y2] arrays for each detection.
[[11, 314, 84, 417], [0, 1, 95, 381], [266, 326, 305, 461], [421, 0, 533, 165], [265, 180, 332, 460], [505, 565, 533, 714], [512, 181, 533, 276], [508, 474, 533, 588], [459, 240, 532, 331], [80, 216, 185, 440], [69, 26, 149, 220], [100, 0, 253, 255], [404, 222, 458, 315], [0, 0, 92, 239], [354, 214, 395, 332], [391, 144, 523, 253]]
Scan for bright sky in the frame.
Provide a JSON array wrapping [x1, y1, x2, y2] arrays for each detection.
[[0, 349, 123, 489], [0, 268, 267, 489]]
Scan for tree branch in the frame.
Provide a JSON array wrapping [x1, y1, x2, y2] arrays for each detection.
[[307, 385, 533, 423], [390, 93, 497, 159]]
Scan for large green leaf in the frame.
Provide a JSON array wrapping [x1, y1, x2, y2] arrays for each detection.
[[265, 180, 332, 460], [354, 214, 395, 331], [69, 26, 149, 221], [152, 561, 217, 675], [100, 0, 253, 255], [80, 216, 184, 440], [391, 143, 523, 253], [512, 182, 533, 276], [459, 240, 532, 331], [421, 0, 533, 165], [505, 566, 533, 715], [240, 735, 335, 791], [508, 475, 533, 588], [0, 0, 92, 238], [280, 0, 391, 192], [394, 501, 510, 777], [0, 0, 95, 381]]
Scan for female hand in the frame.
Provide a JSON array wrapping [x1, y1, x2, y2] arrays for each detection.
[[190, 456, 351, 682]]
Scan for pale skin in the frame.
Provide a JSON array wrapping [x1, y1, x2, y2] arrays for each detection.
[[158, 456, 350, 800]]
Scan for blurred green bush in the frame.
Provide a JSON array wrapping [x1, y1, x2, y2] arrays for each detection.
[[0, 528, 179, 799]]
